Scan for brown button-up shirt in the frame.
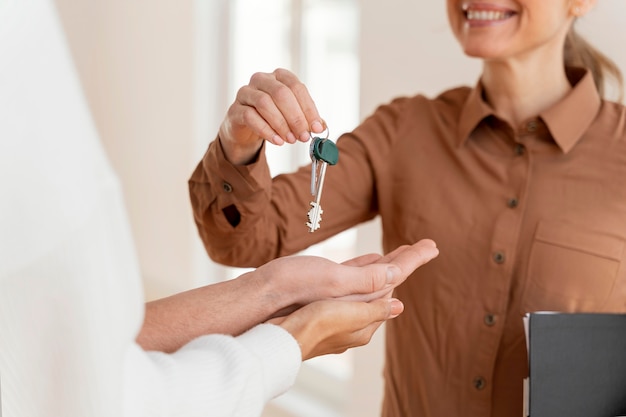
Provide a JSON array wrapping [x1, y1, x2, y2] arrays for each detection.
[[189, 68, 626, 416]]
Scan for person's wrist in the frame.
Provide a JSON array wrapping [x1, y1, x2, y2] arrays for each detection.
[[251, 267, 300, 319], [218, 129, 264, 166], [278, 307, 318, 360]]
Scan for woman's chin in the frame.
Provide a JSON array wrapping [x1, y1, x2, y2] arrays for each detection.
[[461, 46, 503, 60]]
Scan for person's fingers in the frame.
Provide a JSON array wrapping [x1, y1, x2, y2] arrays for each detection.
[[247, 69, 321, 144], [341, 252, 383, 267], [336, 287, 393, 303], [330, 239, 438, 303], [342, 239, 438, 295], [376, 244, 411, 264], [258, 240, 438, 308], [220, 68, 325, 165], [387, 298, 404, 318], [386, 239, 438, 262], [380, 239, 439, 286], [235, 81, 297, 145], [225, 96, 284, 146], [273, 68, 325, 140], [261, 255, 386, 300], [364, 297, 404, 320], [344, 298, 404, 325], [335, 299, 403, 350], [280, 298, 404, 360], [252, 78, 301, 143], [267, 315, 286, 326]]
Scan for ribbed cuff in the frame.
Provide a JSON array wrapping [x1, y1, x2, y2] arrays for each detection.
[[237, 323, 302, 401]]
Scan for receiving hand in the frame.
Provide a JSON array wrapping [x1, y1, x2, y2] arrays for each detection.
[[255, 239, 438, 318], [271, 297, 404, 361]]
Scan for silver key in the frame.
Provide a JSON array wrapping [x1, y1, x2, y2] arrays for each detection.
[[306, 135, 338, 232], [306, 160, 328, 232]]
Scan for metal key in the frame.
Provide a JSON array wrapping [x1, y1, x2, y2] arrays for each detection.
[[306, 136, 339, 232]]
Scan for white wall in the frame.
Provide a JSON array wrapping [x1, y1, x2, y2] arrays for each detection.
[[578, 1, 626, 102], [53, 0, 217, 298]]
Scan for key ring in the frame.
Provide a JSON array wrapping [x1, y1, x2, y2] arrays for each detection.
[[309, 125, 329, 141], [309, 125, 330, 162], [305, 121, 338, 233]]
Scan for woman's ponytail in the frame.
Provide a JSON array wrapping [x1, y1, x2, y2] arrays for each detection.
[[564, 26, 624, 102]]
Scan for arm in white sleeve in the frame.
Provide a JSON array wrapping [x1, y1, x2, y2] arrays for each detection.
[[124, 324, 301, 417]]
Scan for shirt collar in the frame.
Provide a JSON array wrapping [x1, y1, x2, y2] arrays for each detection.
[[457, 67, 602, 153], [540, 67, 601, 153], [457, 81, 494, 147]]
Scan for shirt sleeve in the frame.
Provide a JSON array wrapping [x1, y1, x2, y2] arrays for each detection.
[[188, 101, 405, 267], [123, 323, 301, 417]]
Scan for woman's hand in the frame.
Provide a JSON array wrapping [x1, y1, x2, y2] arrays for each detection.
[[218, 68, 326, 165], [256, 239, 439, 318], [271, 297, 404, 361]]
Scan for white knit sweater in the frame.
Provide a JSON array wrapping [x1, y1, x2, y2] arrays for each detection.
[[0, 1, 301, 416]]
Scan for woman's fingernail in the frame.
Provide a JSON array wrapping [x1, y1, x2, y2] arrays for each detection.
[[312, 120, 323, 132], [299, 131, 310, 141], [389, 299, 404, 317], [272, 135, 284, 145], [286, 132, 297, 143], [386, 267, 398, 284]]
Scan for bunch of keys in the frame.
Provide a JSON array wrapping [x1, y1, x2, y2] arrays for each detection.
[[306, 130, 339, 233]]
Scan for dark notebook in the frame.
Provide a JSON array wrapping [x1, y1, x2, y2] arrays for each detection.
[[524, 312, 626, 417]]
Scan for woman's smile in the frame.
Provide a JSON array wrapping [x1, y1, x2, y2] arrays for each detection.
[[462, 2, 517, 27]]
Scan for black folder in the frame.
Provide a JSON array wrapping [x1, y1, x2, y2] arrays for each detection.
[[525, 312, 626, 417]]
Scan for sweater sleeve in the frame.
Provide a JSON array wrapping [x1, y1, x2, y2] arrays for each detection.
[[123, 324, 301, 417]]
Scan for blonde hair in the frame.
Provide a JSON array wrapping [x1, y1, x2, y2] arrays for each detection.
[[564, 26, 624, 101]]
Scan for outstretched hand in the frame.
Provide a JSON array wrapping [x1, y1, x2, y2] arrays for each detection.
[[256, 239, 438, 317], [265, 239, 438, 360]]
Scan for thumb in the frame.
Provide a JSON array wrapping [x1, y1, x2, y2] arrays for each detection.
[[370, 297, 405, 320], [386, 298, 404, 318]]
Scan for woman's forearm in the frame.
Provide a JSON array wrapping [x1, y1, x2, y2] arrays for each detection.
[[136, 271, 283, 352]]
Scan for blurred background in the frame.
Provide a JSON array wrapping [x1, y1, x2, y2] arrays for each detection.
[[52, 1, 626, 416]]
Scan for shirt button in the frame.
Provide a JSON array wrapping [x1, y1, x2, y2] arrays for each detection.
[[507, 198, 519, 208], [526, 120, 538, 132], [473, 376, 487, 391], [484, 313, 497, 327], [222, 181, 233, 193], [492, 251, 506, 264], [514, 144, 525, 156]]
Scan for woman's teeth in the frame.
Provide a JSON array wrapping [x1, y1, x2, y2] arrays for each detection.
[[466, 10, 512, 21]]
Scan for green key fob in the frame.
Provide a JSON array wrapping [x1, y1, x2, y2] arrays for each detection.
[[311, 137, 339, 165]]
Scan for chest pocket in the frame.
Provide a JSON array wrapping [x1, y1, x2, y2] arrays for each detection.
[[520, 220, 625, 314]]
